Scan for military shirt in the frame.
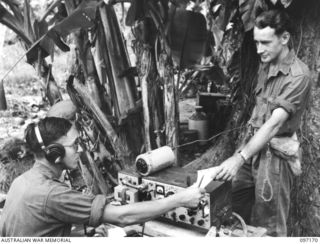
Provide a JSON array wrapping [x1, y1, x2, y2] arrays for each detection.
[[0, 161, 108, 237], [249, 49, 312, 135]]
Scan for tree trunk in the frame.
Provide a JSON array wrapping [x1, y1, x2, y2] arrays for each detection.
[[99, 3, 143, 159], [140, 47, 152, 151], [133, 19, 166, 150], [158, 52, 180, 165]]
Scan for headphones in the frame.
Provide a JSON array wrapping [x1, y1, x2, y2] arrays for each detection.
[[34, 125, 66, 164]]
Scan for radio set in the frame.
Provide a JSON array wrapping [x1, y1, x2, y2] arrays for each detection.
[[114, 166, 232, 232]]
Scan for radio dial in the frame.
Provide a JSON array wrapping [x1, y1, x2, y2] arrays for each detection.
[[179, 214, 186, 221], [197, 220, 205, 226]]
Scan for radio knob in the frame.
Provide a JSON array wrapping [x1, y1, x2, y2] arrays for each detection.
[[197, 220, 205, 226], [187, 209, 197, 216], [189, 217, 195, 224], [179, 214, 186, 221], [199, 199, 208, 207]]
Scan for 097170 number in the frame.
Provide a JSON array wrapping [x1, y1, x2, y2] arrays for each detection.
[[300, 238, 319, 243]]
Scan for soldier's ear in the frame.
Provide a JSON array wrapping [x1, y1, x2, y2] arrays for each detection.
[[281, 31, 290, 45]]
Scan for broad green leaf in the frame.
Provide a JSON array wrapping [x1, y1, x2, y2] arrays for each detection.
[[239, 0, 267, 32], [1, 0, 23, 23], [50, 0, 98, 37], [26, 20, 54, 64], [23, 0, 34, 43], [168, 8, 208, 69], [0, 2, 32, 45]]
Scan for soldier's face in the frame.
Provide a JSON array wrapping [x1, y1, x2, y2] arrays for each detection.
[[56, 126, 83, 170], [254, 26, 289, 64]]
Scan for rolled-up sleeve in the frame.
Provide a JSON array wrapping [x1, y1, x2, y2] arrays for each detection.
[[44, 184, 108, 227], [89, 194, 108, 227], [270, 75, 311, 117]]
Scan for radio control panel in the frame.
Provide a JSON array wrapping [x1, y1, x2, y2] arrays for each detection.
[[114, 167, 232, 232]]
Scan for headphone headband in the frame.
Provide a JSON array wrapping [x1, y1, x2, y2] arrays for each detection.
[[34, 125, 46, 150], [34, 124, 65, 164]]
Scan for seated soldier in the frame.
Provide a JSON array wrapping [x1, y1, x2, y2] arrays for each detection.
[[0, 117, 205, 237]]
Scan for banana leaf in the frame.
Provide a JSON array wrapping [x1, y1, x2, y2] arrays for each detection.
[[168, 8, 207, 69], [0, 2, 31, 46], [50, 0, 98, 37], [1, 0, 23, 23], [239, 0, 267, 32], [26, 20, 55, 64], [26, 0, 99, 63], [23, 0, 34, 42]]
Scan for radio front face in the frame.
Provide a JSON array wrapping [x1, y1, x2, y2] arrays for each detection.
[[114, 170, 232, 232], [142, 178, 212, 230]]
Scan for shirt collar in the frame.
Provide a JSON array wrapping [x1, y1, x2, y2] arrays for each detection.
[[32, 160, 63, 180], [267, 49, 295, 79]]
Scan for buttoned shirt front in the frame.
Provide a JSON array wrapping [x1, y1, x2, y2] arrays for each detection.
[[249, 49, 312, 135], [0, 161, 108, 237]]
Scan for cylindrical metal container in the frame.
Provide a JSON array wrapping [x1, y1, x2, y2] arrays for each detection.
[[135, 146, 175, 176]]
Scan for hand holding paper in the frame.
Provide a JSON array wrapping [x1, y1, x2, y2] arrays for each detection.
[[193, 166, 223, 188]]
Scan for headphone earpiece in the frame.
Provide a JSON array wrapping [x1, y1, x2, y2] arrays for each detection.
[[34, 125, 65, 164], [44, 144, 65, 164]]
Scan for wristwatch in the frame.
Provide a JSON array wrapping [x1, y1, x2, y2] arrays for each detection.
[[238, 150, 249, 164]]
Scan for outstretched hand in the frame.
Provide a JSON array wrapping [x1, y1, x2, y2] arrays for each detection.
[[214, 153, 244, 181]]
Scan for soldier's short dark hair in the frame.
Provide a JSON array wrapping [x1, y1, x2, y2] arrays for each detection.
[[25, 117, 72, 153], [255, 9, 294, 36]]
